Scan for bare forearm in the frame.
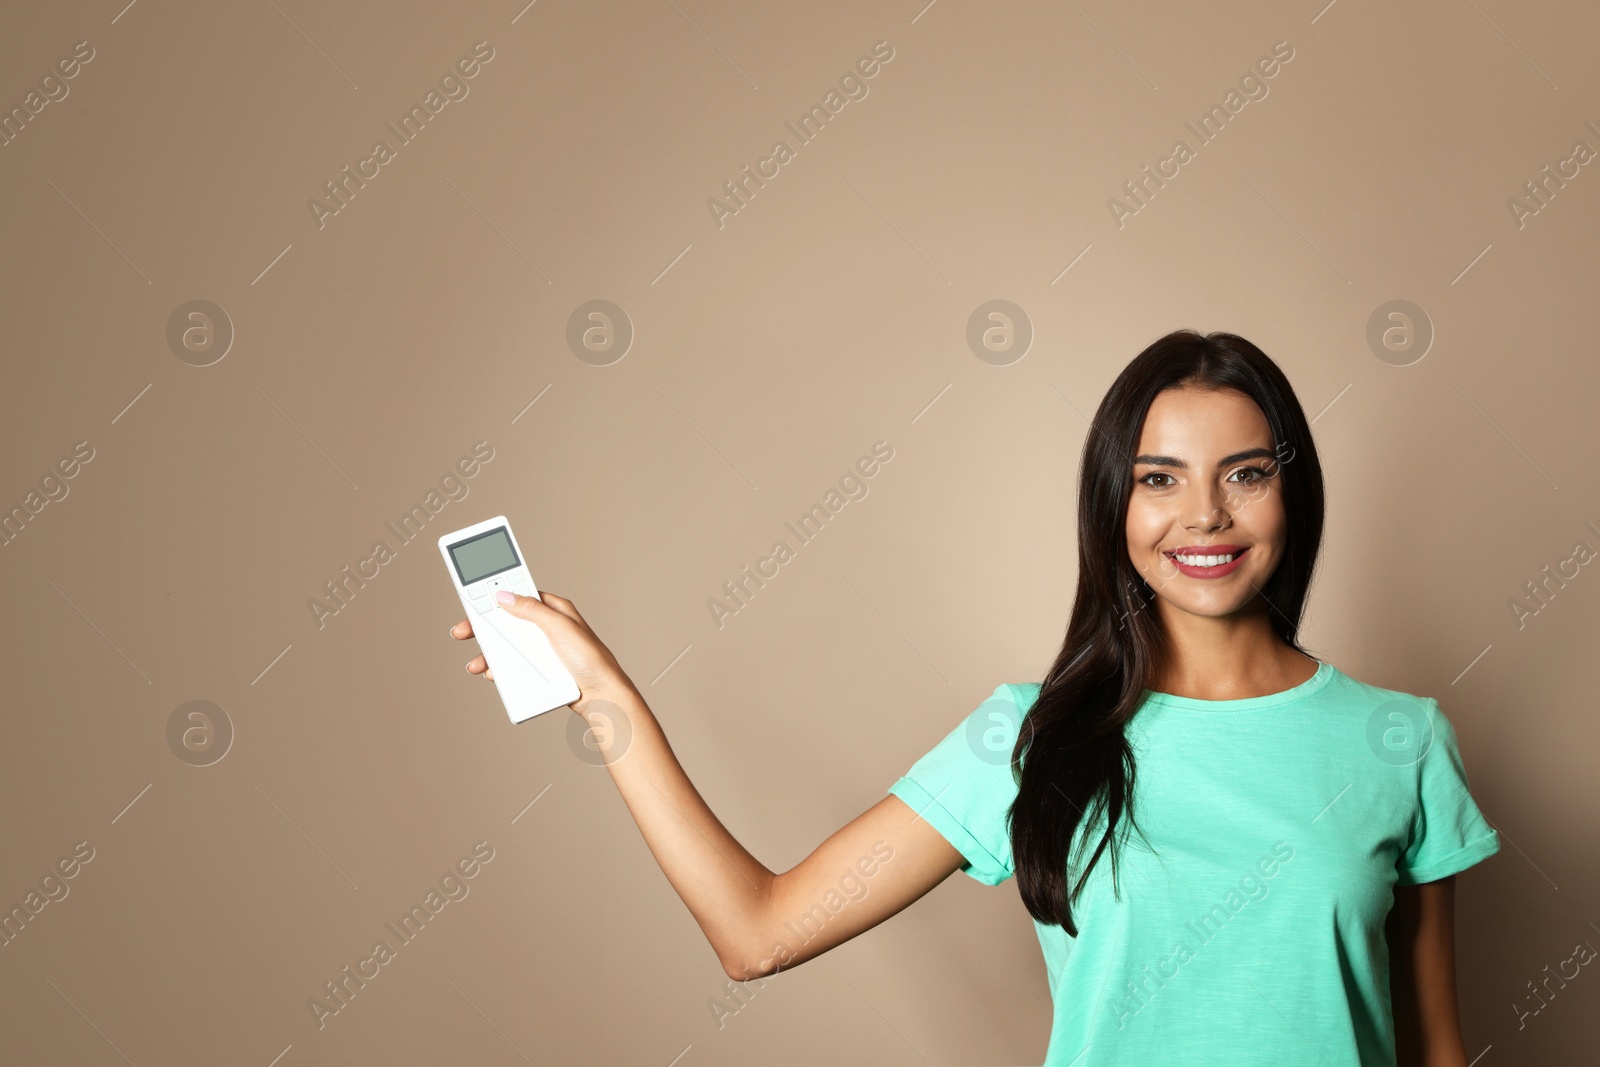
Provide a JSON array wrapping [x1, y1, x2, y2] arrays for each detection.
[[1390, 879, 1468, 1067], [581, 681, 773, 970], [457, 591, 962, 983], [454, 592, 776, 972]]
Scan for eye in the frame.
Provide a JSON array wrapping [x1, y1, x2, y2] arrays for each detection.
[[1228, 465, 1275, 484], [1136, 471, 1176, 489]]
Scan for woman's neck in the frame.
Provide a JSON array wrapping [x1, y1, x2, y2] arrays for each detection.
[[1147, 603, 1316, 700]]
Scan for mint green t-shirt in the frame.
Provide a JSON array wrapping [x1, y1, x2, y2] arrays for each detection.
[[887, 660, 1500, 1066]]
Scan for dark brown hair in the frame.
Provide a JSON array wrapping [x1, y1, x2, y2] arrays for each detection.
[[1008, 329, 1325, 933]]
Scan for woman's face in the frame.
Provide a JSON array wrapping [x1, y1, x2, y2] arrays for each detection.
[[1123, 385, 1288, 621]]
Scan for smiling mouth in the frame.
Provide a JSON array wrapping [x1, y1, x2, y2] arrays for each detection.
[[1161, 545, 1251, 578], [1166, 546, 1249, 567]]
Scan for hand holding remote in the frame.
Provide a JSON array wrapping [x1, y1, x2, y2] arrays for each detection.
[[450, 589, 634, 713]]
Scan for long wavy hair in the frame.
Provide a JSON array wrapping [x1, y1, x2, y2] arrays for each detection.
[[1008, 329, 1325, 934]]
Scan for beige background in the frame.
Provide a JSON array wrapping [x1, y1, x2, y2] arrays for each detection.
[[1, 0, 1595, 1064]]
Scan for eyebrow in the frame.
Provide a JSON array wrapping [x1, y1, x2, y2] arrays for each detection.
[[1131, 447, 1278, 469]]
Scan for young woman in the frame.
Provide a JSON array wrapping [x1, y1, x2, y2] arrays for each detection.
[[450, 329, 1500, 1066]]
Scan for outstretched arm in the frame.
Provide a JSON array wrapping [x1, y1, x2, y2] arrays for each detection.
[[452, 590, 967, 979]]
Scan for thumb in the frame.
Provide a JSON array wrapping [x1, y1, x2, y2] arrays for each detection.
[[493, 590, 574, 634], [494, 588, 551, 618]]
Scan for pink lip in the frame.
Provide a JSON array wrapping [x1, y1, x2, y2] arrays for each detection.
[[1165, 544, 1250, 579]]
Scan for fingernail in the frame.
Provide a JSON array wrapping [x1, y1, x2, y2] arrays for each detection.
[[496, 590, 516, 604]]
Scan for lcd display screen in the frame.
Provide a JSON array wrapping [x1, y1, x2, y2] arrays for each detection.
[[449, 528, 520, 585]]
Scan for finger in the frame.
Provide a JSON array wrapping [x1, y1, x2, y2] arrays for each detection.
[[466, 654, 488, 674], [535, 590, 586, 626], [495, 589, 567, 624], [449, 619, 475, 640]]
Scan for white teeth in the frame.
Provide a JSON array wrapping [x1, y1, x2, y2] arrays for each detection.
[[1175, 553, 1235, 566]]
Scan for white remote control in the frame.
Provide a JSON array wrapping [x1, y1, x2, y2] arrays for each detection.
[[438, 516, 580, 723]]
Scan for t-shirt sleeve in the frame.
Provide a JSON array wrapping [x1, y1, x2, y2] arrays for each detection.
[[886, 683, 1027, 886], [1395, 698, 1501, 886]]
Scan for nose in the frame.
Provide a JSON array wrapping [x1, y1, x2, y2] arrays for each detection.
[[1184, 480, 1233, 534]]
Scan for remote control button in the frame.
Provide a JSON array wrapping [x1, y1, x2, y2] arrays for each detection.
[[468, 584, 488, 600], [475, 597, 495, 614]]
